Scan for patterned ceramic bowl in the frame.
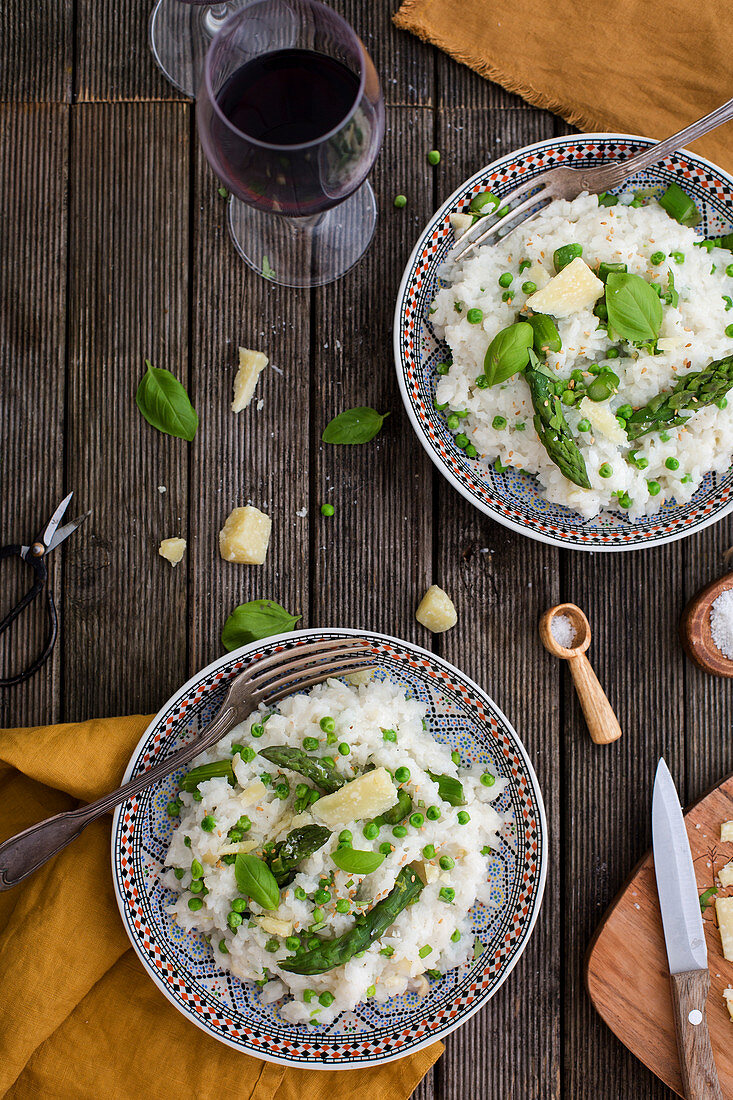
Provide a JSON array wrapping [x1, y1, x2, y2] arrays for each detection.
[[111, 628, 546, 1069], [393, 133, 733, 551]]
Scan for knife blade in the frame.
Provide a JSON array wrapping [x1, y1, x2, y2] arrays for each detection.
[[652, 758, 722, 1100]]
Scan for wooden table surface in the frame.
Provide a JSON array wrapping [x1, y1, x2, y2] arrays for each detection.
[[2, 2, 733, 1097]]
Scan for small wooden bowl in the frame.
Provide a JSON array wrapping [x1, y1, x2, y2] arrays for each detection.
[[680, 573, 733, 677]]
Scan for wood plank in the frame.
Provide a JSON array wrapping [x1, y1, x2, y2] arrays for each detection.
[[434, 105, 561, 1100], [337, 0, 434, 107], [64, 103, 190, 720], [0, 0, 72, 103], [186, 149, 312, 674], [0, 104, 68, 728], [438, 52, 533, 113]]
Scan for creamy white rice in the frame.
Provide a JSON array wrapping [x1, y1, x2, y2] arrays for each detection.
[[432, 193, 733, 519], [163, 677, 510, 1025]]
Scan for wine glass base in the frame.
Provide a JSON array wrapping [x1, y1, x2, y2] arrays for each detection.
[[149, 0, 237, 97], [227, 182, 378, 288]]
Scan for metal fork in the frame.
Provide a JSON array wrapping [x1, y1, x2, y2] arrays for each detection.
[[451, 96, 733, 264], [0, 638, 374, 890]]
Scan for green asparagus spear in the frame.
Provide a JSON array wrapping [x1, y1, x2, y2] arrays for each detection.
[[525, 350, 591, 489], [258, 746, 345, 793], [280, 865, 425, 975], [267, 825, 332, 886], [293, 783, 313, 813], [427, 772, 466, 807], [625, 353, 733, 440], [180, 759, 235, 792], [372, 787, 412, 827]]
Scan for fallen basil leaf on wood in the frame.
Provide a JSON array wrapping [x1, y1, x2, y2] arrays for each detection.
[[234, 853, 281, 909], [605, 273, 663, 344], [222, 599, 301, 651], [322, 407, 389, 444], [331, 847, 385, 874], [135, 360, 198, 441], [482, 321, 533, 387]]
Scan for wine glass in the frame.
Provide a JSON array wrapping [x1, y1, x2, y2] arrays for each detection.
[[196, 0, 385, 287], [149, 0, 241, 97]]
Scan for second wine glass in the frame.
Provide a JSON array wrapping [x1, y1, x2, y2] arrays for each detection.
[[196, 0, 385, 287]]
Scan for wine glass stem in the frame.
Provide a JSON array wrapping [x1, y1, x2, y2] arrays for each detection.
[[202, 4, 231, 38]]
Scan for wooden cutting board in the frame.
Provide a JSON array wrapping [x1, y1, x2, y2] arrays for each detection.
[[587, 774, 733, 1097]]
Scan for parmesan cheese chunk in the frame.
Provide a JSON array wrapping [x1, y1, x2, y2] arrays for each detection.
[[312, 767, 397, 827], [257, 915, 293, 937], [577, 397, 628, 447], [216, 839, 259, 857], [219, 506, 271, 564], [523, 260, 551, 292], [415, 585, 457, 633], [524, 257, 604, 318], [232, 347, 268, 413], [158, 537, 186, 566], [717, 896, 733, 961], [724, 987, 733, 1023], [239, 779, 267, 806], [721, 820, 733, 842], [449, 212, 474, 234], [720, 861, 733, 888]]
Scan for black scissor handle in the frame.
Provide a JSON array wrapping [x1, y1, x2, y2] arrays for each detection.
[[0, 544, 58, 687]]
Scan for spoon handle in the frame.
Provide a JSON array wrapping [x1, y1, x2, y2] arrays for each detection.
[[567, 652, 622, 745]]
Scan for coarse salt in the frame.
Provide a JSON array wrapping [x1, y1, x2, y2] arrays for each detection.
[[550, 613, 576, 649], [710, 588, 733, 660]]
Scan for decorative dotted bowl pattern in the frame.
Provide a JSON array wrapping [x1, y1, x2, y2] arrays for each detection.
[[393, 134, 733, 551], [111, 629, 547, 1069]]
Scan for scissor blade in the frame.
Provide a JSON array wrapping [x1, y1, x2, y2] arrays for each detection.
[[39, 492, 74, 549], [652, 758, 708, 974], [45, 510, 91, 553]]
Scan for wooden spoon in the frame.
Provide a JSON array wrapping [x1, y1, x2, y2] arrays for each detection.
[[539, 603, 622, 745], [680, 573, 733, 678]]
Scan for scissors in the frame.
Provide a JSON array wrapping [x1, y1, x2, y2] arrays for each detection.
[[0, 493, 90, 687]]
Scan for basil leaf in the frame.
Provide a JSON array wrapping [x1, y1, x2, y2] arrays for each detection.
[[234, 853, 281, 909], [222, 599, 301, 651], [699, 886, 718, 915], [483, 322, 534, 386], [427, 771, 466, 806], [322, 407, 389, 444], [135, 360, 198, 441], [331, 848, 385, 874], [605, 273, 663, 344]]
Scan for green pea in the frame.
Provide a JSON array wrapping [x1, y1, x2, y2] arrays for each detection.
[[553, 243, 582, 272], [320, 503, 335, 517], [475, 374, 489, 389], [379, 842, 394, 856], [501, 290, 513, 302], [454, 433, 469, 448], [184, 836, 191, 848], [480, 772, 496, 787], [231, 897, 248, 913], [188, 897, 204, 911], [382, 728, 397, 742], [319, 991, 335, 1007], [570, 370, 585, 385], [498, 272, 513, 288], [466, 307, 483, 324], [716, 397, 728, 410], [457, 811, 470, 825], [492, 415, 507, 430], [597, 463, 612, 479], [561, 389, 576, 406], [659, 432, 671, 442], [616, 491, 632, 509], [426, 805, 441, 821], [314, 889, 331, 905], [450, 929, 461, 942], [392, 825, 408, 838], [395, 766, 410, 783], [671, 251, 685, 264], [497, 206, 509, 217], [319, 717, 336, 733], [336, 898, 350, 913], [337, 742, 350, 757], [629, 451, 648, 470], [189, 879, 204, 894], [439, 855, 455, 870], [518, 259, 532, 273], [294, 886, 307, 900], [260, 773, 272, 786], [312, 907, 325, 923], [227, 911, 243, 929], [726, 324, 733, 339], [436, 361, 450, 376], [302, 736, 319, 751], [465, 444, 478, 458], [201, 815, 216, 832], [469, 190, 500, 214], [606, 348, 620, 360], [238, 815, 251, 833], [427, 149, 440, 165], [338, 831, 353, 847], [285, 936, 300, 951], [191, 791, 203, 802], [363, 823, 380, 840], [521, 280, 537, 294], [616, 404, 632, 420], [446, 414, 460, 430], [647, 480, 661, 496], [218, 939, 229, 954], [174, 868, 185, 880], [190, 859, 204, 879], [422, 844, 436, 859], [308, 789, 320, 804], [439, 887, 456, 903], [393, 194, 407, 208], [166, 799, 181, 817], [650, 250, 665, 264], [410, 812, 425, 828], [265, 938, 280, 953], [586, 377, 615, 402], [665, 456, 680, 470], [577, 419, 591, 432], [366, 984, 377, 997]]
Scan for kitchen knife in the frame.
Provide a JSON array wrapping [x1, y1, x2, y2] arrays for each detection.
[[652, 757, 722, 1100]]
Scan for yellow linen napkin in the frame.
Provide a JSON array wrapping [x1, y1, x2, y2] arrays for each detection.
[[0, 716, 442, 1098], [394, 0, 733, 174]]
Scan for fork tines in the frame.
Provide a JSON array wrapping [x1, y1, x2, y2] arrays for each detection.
[[450, 182, 551, 264], [246, 639, 375, 704]]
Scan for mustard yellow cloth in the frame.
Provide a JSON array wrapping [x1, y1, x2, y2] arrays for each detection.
[[394, 0, 733, 174], [0, 715, 442, 1098]]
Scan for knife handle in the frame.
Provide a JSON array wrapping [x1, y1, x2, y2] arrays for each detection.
[[669, 969, 722, 1100]]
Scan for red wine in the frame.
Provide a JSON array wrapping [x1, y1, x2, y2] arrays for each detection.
[[208, 48, 370, 216], [217, 48, 360, 147]]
